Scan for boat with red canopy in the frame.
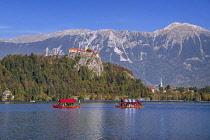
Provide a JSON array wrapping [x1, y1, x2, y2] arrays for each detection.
[[52, 99, 82, 108], [115, 99, 144, 108]]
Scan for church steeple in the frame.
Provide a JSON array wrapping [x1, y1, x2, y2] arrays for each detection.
[[160, 78, 163, 87]]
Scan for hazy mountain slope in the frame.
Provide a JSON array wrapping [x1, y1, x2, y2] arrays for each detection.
[[0, 22, 210, 87]]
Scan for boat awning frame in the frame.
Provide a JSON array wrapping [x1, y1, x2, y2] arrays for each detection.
[[121, 99, 141, 104]]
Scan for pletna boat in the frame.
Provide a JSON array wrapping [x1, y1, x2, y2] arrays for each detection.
[[52, 99, 82, 108], [115, 99, 144, 108]]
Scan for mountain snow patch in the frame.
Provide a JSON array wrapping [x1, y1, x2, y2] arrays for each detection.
[[183, 62, 192, 70], [140, 52, 147, 60], [186, 57, 203, 61], [114, 47, 123, 55]]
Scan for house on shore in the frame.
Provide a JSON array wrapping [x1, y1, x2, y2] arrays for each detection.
[[149, 87, 156, 93], [2, 90, 14, 101]]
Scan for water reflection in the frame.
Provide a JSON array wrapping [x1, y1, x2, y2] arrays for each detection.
[[81, 107, 104, 139], [0, 103, 210, 139]]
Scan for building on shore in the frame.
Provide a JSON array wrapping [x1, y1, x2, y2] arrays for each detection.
[[2, 90, 14, 101]]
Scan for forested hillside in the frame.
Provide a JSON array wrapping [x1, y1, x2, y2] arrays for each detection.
[[0, 54, 150, 101]]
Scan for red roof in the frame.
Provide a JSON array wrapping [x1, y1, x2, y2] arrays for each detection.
[[69, 48, 80, 51], [149, 87, 156, 90], [59, 99, 77, 103]]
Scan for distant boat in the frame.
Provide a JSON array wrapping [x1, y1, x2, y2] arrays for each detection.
[[115, 99, 144, 108], [52, 99, 82, 108], [29, 100, 35, 102]]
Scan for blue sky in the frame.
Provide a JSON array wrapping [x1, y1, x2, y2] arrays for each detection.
[[0, 0, 210, 39]]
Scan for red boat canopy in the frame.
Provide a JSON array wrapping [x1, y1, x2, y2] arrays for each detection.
[[59, 99, 77, 103]]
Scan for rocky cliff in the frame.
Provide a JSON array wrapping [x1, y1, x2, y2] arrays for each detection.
[[68, 51, 103, 76]]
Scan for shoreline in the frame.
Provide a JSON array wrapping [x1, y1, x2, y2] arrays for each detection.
[[1, 100, 210, 104]]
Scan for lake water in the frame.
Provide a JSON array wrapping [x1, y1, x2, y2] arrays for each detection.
[[0, 102, 210, 140]]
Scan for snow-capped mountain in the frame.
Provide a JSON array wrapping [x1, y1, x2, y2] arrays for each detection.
[[0, 22, 210, 87]]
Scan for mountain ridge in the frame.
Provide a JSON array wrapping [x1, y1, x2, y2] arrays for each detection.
[[0, 22, 210, 87], [2, 22, 209, 43]]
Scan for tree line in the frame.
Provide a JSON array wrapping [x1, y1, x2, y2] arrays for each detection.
[[0, 54, 150, 101], [150, 86, 210, 101]]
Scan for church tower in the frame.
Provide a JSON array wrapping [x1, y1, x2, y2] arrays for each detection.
[[160, 78, 163, 87]]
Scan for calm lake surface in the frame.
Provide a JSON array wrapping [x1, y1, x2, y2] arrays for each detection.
[[0, 102, 210, 140]]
